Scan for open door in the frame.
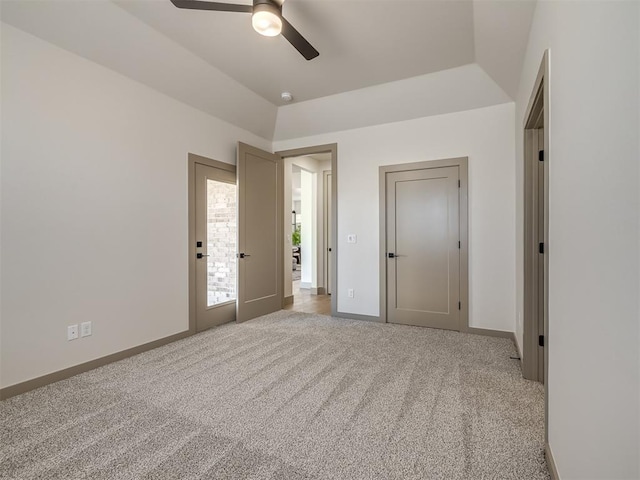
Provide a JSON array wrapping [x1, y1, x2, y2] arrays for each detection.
[[237, 142, 284, 323]]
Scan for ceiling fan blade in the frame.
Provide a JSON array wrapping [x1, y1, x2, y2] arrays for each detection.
[[170, 0, 252, 13], [281, 17, 319, 61]]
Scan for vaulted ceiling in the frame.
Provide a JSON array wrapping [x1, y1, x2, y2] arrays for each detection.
[[1, 0, 536, 139], [117, 0, 477, 105]]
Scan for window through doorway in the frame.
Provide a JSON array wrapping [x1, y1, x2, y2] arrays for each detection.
[[206, 179, 237, 307]]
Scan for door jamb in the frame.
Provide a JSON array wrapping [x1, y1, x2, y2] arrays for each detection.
[[522, 49, 550, 440], [379, 157, 469, 331], [276, 144, 338, 317], [323, 169, 332, 294], [188, 152, 237, 333], [522, 50, 549, 381]]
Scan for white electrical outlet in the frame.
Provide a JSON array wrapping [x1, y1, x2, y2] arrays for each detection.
[[347, 234, 357, 244], [348, 288, 354, 298], [80, 321, 92, 338], [67, 324, 79, 341]]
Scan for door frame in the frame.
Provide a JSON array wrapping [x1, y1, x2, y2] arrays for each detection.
[[522, 50, 549, 386], [379, 157, 469, 331], [323, 169, 332, 295], [276, 144, 338, 317], [188, 152, 237, 333], [522, 50, 550, 452]]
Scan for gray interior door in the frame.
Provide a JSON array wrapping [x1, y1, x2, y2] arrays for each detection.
[[237, 142, 283, 323], [386, 166, 460, 330], [195, 162, 236, 331]]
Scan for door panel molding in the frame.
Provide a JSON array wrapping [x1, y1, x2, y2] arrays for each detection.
[[379, 157, 469, 332]]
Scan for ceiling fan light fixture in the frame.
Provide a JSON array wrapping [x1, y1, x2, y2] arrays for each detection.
[[252, 3, 282, 37], [170, 0, 318, 60]]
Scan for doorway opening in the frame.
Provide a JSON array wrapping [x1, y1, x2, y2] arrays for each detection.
[[285, 155, 331, 315], [277, 145, 337, 316]]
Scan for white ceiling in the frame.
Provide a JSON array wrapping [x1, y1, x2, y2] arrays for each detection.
[[116, 0, 476, 105], [274, 63, 511, 140], [1, 0, 536, 139]]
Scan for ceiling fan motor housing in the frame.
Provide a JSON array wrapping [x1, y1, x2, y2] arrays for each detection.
[[253, 0, 282, 17]]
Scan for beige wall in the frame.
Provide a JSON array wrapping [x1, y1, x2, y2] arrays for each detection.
[[0, 24, 271, 388], [275, 103, 517, 332], [514, 1, 640, 477], [5, 11, 637, 479]]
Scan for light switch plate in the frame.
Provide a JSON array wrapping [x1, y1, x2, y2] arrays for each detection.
[[80, 321, 92, 337]]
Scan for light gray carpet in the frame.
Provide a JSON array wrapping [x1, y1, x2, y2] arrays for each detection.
[[1, 311, 549, 479]]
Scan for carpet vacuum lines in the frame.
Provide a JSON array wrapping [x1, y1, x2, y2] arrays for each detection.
[[0, 310, 549, 479]]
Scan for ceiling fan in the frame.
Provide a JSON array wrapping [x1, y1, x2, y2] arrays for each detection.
[[170, 0, 319, 60]]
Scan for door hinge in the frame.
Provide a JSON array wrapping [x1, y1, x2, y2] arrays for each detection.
[[458, 301, 461, 310], [539, 335, 545, 347], [539, 150, 544, 162], [539, 242, 544, 254], [458, 179, 461, 188], [458, 241, 461, 249]]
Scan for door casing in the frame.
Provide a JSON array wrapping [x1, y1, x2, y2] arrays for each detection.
[[523, 51, 550, 386], [323, 170, 332, 295], [276, 144, 338, 317], [522, 51, 550, 451], [379, 157, 469, 331]]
